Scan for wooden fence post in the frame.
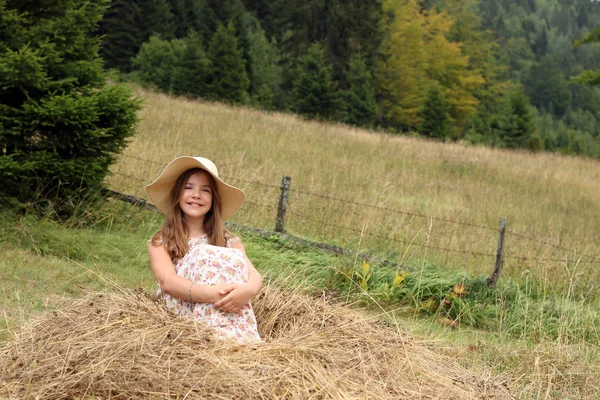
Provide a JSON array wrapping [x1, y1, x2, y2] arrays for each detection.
[[487, 217, 507, 287], [275, 175, 291, 233]]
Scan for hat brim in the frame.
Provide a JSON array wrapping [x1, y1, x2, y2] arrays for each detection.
[[145, 157, 245, 220]]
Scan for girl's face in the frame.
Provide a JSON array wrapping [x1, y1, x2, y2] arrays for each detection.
[[178, 171, 213, 223]]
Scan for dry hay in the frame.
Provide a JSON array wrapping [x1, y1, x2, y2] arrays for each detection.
[[0, 286, 511, 399]]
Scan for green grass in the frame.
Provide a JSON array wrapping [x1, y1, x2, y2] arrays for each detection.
[[1, 200, 599, 398], [105, 87, 600, 300]]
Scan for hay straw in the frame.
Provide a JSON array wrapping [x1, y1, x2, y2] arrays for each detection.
[[0, 285, 511, 399]]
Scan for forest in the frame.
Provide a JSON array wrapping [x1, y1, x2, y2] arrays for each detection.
[[98, 0, 600, 158]]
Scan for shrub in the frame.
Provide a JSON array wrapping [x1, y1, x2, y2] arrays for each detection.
[[0, 0, 141, 214]]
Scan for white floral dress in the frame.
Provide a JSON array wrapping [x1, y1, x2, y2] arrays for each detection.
[[158, 235, 260, 342]]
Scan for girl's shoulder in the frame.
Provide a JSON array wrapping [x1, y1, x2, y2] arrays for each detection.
[[225, 233, 242, 248], [147, 236, 163, 246]]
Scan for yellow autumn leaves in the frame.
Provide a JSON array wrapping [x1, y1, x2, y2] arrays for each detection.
[[377, 0, 493, 132]]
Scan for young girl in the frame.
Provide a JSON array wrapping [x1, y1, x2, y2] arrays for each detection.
[[146, 156, 262, 342]]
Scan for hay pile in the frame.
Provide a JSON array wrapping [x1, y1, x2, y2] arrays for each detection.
[[0, 286, 510, 399]]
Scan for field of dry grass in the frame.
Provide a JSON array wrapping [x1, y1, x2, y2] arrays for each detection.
[[107, 88, 600, 297]]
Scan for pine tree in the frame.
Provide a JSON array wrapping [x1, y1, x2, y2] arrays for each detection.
[[247, 17, 283, 110], [525, 56, 571, 118], [418, 86, 452, 140], [172, 31, 210, 97], [501, 89, 536, 149], [98, 0, 176, 72], [291, 43, 341, 120], [0, 0, 141, 212], [344, 54, 378, 128], [206, 22, 250, 104], [98, 0, 142, 71]]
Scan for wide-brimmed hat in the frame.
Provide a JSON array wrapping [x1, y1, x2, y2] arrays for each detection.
[[145, 156, 245, 220]]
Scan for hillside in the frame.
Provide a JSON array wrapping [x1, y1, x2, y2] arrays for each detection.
[[107, 88, 600, 296], [2, 87, 599, 398]]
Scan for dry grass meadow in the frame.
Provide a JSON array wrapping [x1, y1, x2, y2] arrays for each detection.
[[107, 88, 600, 298], [2, 87, 600, 399]]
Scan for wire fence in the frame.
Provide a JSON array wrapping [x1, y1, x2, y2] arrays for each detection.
[[109, 154, 600, 272]]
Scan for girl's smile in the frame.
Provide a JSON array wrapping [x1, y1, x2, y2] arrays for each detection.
[[179, 171, 213, 221]]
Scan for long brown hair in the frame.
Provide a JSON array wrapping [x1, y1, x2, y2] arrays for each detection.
[[150, 168, 230, 260]]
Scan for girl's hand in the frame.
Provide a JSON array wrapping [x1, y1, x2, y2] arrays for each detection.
[[214, 284, 255, 314], [202, 283, 230, 303]]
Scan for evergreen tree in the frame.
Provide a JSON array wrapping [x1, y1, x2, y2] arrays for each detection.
[[98, 0, 142, 71], [258, 0, 384, 88], [138, 0, 176, 41], [98, 0, 176, 72], [291, 43, 341, 120], [501, 89, 536, 149], [525, 56, 571, 117], [203, 0, 252, 78], [132, 36, 185, 92], [0, 0, 141, 211], [418, 86, 452, 140], [206, 22, 250, 104], [572, 26, 600, 86], [172, 31, 210, 98], [166, 0, 207, 38], [344, 54, 378, 128], [247, 18, 283, 110]]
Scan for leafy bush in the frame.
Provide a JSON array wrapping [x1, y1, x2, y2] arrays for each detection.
[[329, 261, 600, 344]]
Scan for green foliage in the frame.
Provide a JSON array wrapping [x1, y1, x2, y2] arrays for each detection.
[[291, 43, 341, 120], [99, 0, 176, 72], [418, 86, 452, 140], [132, 35, 185, 92], [247, 17, 283, 110], [206, 22, 250, 104], [93, 0, 600, 158], [343, 54, 378, 128], [525, 56, 571, 118], [572, 27, 600, 86], [501, 88, 536, 149], [132, 32, 210, 98], [0, 0, 141, 214], [329, 261, 600, 344], [171, 31, 210, 98]]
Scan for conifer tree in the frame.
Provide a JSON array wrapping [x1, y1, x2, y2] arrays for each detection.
[[132, 36, 185, 92], [172, 31, 210, 97], [98, 0, 176, 72], [98, 0, 142, 71], [291, 43, 341, 120], [247, 17, 283, 110], [418, 86, 452, 140], [0, 0, 141, 211], [501, 89, 536, 149], [206, 22, 250, 104], [572, 27, 600, 86], [344, 54, 378, 128], [525, 56, 571, 118]]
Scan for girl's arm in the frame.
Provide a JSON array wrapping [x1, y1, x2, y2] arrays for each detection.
[[148, 242, 226, 303], [214, 239, 262, 313]]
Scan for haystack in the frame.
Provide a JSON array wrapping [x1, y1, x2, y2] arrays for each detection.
[[0, 285, 511, 399]]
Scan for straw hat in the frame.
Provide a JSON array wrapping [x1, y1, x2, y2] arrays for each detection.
[[145, 156, 245, 220]]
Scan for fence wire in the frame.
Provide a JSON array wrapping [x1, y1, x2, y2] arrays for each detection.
[[286, 206, 497, 259], [109, 155, 600, 265]]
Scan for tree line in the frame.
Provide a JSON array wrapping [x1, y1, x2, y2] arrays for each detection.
[[98, 0, 600, 157]]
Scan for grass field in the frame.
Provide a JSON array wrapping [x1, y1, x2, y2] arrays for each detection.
[[1, 201, 598, 398], [2, 87, 600, 398], [106, 88, 600, 299]]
